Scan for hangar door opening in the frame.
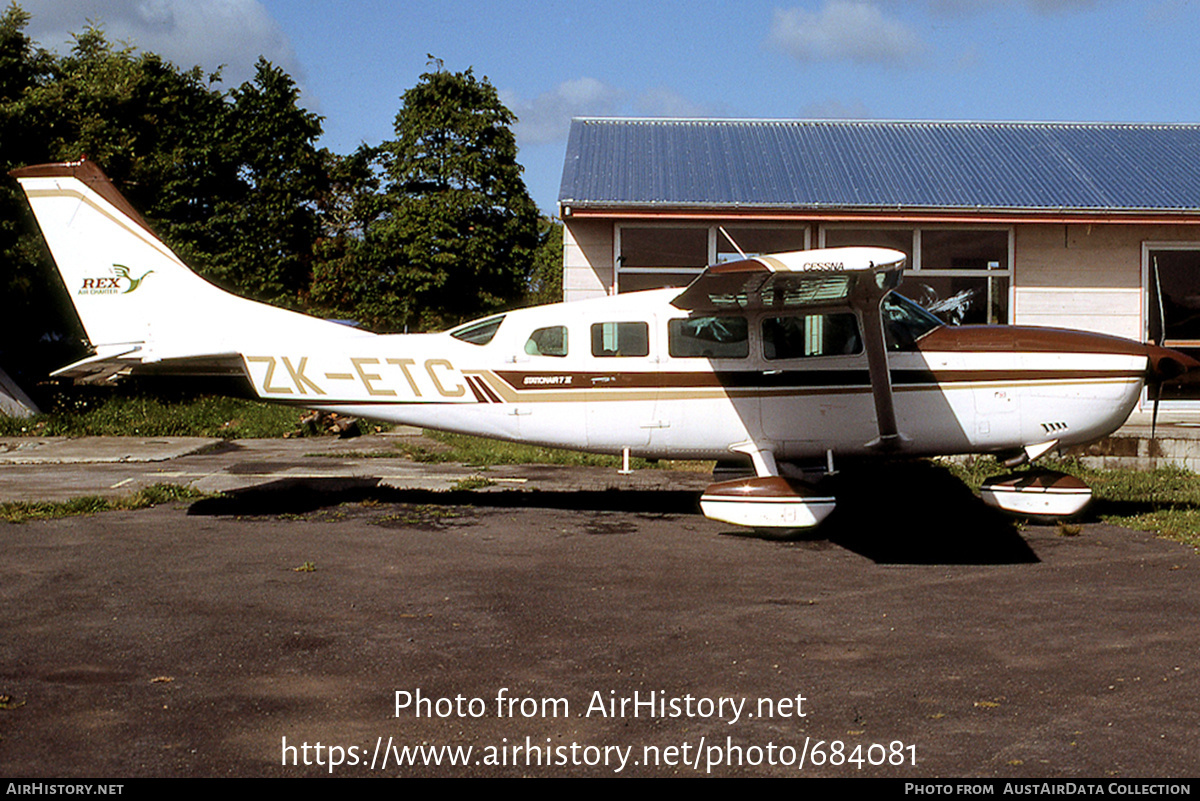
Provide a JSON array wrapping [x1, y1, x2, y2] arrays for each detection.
[[1147, 246, 1200, 402]]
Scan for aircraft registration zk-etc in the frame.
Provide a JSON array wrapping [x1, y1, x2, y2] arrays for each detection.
[[12, 159, 1198, 530]]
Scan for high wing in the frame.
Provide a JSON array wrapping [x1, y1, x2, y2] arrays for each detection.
[[672, 247, 909, 450]]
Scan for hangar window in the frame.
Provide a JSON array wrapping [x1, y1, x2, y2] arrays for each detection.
[[763, 313, 862, 360], [591, 322, 649, 357], [716, 226, 810, 264], [668, 316, 749, 358], [525, 326, 568, 357], [615, 224, 812, 294], [616, 226, 707, 294], [822, 226, 1011, 325]]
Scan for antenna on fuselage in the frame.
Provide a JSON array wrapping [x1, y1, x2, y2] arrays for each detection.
[[718, 226, 747, 260]]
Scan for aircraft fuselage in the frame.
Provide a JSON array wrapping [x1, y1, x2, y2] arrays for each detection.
[[240, 288, 1148, 464]]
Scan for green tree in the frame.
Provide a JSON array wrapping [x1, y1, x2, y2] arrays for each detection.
[[319, 62, 539, 332], [0, 7, 328, 390], [527, 216, 564, 306], [200, 58, 327, 306]]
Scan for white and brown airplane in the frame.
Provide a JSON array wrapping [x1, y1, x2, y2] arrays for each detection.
[[12, 159, 1196, 529]]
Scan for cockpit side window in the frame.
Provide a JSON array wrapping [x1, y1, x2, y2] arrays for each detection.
[[668, 316, 748, 358], [450, 315, 505, 345], [591, 322, 649, 357], [763, 313, 862, 360], [525, 326, 568, 357], [882, 293, 943, 351]]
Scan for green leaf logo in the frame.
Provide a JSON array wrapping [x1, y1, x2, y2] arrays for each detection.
[[113, 264, 154, 294]]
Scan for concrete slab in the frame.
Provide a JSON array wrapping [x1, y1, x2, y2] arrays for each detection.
[[0, 435, 710, 503], [0, 436, 218, 464]]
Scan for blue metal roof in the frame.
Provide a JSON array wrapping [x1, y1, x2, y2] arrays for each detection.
[[558, 118, 1200, 213]]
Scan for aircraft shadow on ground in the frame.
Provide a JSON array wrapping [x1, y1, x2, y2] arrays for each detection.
[[186, 460, 1037, 566], [816, 461, 1038, 565], [185, 478, 702, 517]]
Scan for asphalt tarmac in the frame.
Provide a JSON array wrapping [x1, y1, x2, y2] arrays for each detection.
[[1, 434, 1198, 777]]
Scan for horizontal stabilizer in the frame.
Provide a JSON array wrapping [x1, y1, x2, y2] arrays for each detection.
[[52, 347, 246, 384]]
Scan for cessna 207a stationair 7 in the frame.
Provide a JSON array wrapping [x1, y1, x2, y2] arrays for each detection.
[[12, 159, 1197, 529]]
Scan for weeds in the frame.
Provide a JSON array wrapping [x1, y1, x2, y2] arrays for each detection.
[[395, 430, 664, 469], [0, 483, 207, 523], [451, 475, 495, 491], [0, 395, 303, 439]]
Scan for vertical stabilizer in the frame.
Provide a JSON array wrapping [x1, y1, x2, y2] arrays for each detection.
[[11, 160, 362, 355]]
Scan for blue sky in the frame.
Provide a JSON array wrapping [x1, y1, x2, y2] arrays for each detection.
[[19, 1, 1200, 213]]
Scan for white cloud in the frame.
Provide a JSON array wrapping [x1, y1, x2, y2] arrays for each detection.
[[502, 77, 625, 145], [768, 1, 925, 66], [21, 0, 302, 89]]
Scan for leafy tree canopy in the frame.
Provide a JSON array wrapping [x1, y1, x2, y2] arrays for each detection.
[[313, 61, 540, 332], [0, 6, 328, 386], [2, 12, 552, 396]]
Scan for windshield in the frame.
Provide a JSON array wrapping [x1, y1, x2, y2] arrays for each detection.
[[882, 293, 942, 350]]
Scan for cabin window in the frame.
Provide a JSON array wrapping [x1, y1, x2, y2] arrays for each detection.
[[763, 313, 862, 359], [591, 322, 649, 357], [450, 315, 505, 345], [525, 326, 568, 357], [668, 316, 749, 358]]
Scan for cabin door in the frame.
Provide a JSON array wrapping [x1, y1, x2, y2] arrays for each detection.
[[585, 318, 656, 451]]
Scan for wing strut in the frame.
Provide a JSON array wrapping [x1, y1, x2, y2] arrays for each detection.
[[854, 276, 905, 451], [671, 246, 910, 451]]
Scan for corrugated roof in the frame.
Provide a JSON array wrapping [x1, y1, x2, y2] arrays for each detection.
[[558, 118, 1200, 213]]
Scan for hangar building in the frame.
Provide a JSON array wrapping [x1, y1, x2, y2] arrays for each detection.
[[557, 118, 1200, 406]]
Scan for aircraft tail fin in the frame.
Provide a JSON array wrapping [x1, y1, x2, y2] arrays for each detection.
[[11, 159, 362, 361]]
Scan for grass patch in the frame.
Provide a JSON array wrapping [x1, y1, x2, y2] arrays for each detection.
[[1, 483, 207, 523], [391, 430, 664, 469], [451, 475, 496, 491], [0, 394, 304, 439], [1116, 509, 1200, 549]]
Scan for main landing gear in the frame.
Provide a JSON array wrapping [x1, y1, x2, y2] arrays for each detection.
[[697, 442, 1094, 531], [698, 445, 837, 530]]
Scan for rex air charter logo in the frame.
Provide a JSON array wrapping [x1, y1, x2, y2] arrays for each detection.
[[78, 264, 154, 296]]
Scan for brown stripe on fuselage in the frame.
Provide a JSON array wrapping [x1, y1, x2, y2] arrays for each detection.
[[491, 367, 1142, 394], [464, 375, 490, 403], [916, 325, 1151, 356]]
